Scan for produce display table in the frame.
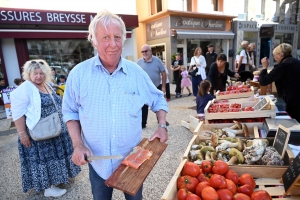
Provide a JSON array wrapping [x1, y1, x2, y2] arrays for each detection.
[[161, 159, 300, 200]]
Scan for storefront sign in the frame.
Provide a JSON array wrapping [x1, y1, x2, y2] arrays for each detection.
[[275, 24, 298, 33], [146, 17, 170, 41], [238, 21, 258, 31], [260, 26, 274, 38], [170, 16, 225, 31], [0, 8, 138, 28]]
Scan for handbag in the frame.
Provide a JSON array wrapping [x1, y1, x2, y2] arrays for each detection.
[[188, 57, 198, 77], [29, 84, 61, 141]]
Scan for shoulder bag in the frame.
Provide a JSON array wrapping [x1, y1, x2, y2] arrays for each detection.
[[188, 57, 198, 77], [29, 84, 61, 141]]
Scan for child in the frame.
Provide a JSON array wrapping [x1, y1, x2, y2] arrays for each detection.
[[180, 66, 192, 97], [196, 80, 214, 121]]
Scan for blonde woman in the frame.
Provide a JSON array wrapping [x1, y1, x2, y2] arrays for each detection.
[[260, 43, 300, 122], [10, 59, 81, 197], [189, 47, 207, 96]]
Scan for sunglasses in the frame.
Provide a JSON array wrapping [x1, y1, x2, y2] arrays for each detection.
[[31, 61, 44, 65], [141, 50, 149, 53]]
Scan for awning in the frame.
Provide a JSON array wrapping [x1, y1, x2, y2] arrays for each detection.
[[176, 30, 235, 39]]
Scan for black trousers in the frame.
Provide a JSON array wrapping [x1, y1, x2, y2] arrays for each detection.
[[174, 75, 182, 94]]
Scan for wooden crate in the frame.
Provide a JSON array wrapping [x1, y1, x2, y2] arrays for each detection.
[[185, 123, 294, 165], [215, 86, 255, 100], [181, 115, 200, 133], [204, 96, 276, 123], [161, 159, 300, 200]]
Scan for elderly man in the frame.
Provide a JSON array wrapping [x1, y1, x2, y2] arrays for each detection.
[[235, 41, 249, 73], [62, 10, 168, 200], [137, 44, 167, 128]]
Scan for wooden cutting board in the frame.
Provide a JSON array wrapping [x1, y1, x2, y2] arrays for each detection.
[[105, 138, 168, 196]]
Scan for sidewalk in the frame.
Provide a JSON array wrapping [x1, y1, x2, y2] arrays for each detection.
[[0, 83, 197, 199]]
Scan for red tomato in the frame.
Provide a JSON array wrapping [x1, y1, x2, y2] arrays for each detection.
[[195, 182, 210, 197], [226, 179, 237, 195], [182, 162, 201, 177], [201, 186, 219, 200], [177, 188, 190, 200], [251, 190, 272, 200], [217, 189, 233, 200], [225, 170, 239, 185], [202, 161, 212, 173], [237, 184, 253, 197], [212, 160, 229, 175], [197, 173, 209, 182], [233, 193, 251, 200], [177, 175, 199, 193], [239, 174, 256, 189], [209, 174, 227, 189], [186, 193, 202, 200]]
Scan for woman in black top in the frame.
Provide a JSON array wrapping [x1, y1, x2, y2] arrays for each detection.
[[207, 54, 240, 95], [260, 43, 300, 122]]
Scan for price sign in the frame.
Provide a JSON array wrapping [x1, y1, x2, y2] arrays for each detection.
[[282, 152, 300, 197], [252, 97, 268, 111], [273, 125, 290, 159]]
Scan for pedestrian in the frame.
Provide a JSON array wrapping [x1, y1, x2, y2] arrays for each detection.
[[235, 41, 249, 73], [249, 43, 257, 71], [161, 60, 171, 101], [196, 80, 214, 121], [259, 43, 300, 122], [137, 44, 167, 128], [0, 78, 8, 90], [207, 53, 240, 95], [170, 52, 183, 98], [205, 43, 217, 76], [10, 59, 81, 197], [180, 66, 192, 97], [189, 47, 207, 97], [62, 10, 168, 200], [14, 78, 23, 86]]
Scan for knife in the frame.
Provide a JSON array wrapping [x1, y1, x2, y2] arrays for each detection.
[[84, 154, 123, 161]]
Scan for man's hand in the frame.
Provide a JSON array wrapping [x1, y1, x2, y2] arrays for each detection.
[[161, 86, 166, 94], [149, 127, 168, 143], [72, 144, 91, 166]]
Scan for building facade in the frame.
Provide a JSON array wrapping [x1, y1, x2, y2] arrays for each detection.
[[0, 0, 139, 87]]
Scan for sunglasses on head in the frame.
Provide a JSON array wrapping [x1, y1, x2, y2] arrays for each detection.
[[31, 61, 44, 65], [141, 50, 149, 53]]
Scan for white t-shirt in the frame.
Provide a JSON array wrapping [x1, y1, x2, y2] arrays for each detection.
[[236, 50, 247, 64], [160, 66, 170, 84]]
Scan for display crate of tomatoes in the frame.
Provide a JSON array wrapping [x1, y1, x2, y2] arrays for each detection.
[[215, 85, 255, 100], [161, 159, 300, 200], [204, 96, 276, 124]]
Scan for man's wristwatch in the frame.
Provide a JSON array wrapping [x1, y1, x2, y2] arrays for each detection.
[[158, 124, 168, 132]]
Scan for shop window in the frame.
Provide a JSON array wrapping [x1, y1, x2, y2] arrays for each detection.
[[151, 0, 162, 15], [212, 0, 223, 12], [27, 39, 94, 75]]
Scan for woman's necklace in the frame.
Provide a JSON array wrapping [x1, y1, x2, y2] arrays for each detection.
[[35, 83, 48, 93]]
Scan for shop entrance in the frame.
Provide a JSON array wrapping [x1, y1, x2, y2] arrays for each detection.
[[260, 38, 271, 64]]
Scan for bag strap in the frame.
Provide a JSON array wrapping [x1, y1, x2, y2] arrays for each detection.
[[43, 83, 59, 113]]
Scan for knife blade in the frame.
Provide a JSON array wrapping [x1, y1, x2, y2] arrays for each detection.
[[84, 155, 123, 161]]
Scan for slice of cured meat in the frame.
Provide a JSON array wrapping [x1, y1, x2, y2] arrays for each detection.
[[121, 146, 153, 169]]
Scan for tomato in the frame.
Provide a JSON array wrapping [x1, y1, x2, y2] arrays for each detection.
[[201, 186, 219, 200], [177, 188, 190, 200], [202, 161, 212, 173], [197, 173, 209, 182], [237, 184, 253, 197], [225, 170, 239, 185], [195, 182, 210, 197], [186, 193, 202, 200], [212, 160, 229, 175], [233, 193, 251, 200], [217, 189, 233, 200], [251, 190, 272, 200], [239, 174, 256, 189], [226, 179, 237, 195], [209, 174, 227, 189], [182, 162, 201, 177], [177, 175, 199, 193]]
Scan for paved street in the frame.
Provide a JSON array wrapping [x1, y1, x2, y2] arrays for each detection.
[[0, 83, 198, 199]]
